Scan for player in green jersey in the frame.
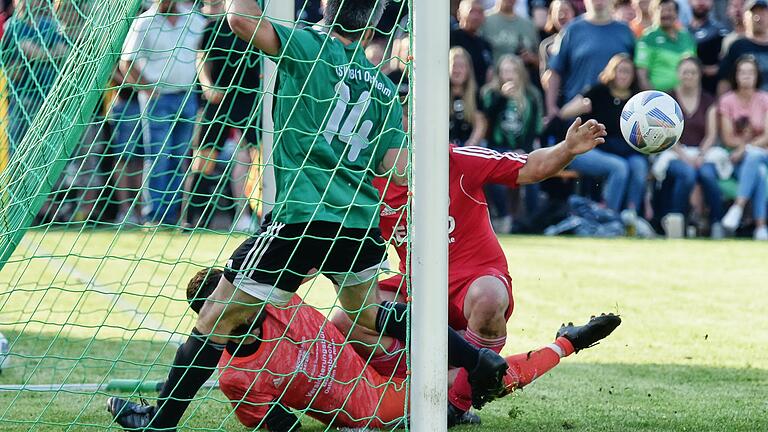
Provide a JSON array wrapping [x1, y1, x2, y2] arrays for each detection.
[[107, 1, 510, 430]]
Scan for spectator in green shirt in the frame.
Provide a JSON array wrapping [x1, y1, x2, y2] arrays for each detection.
[[635, 0, 696, 90]]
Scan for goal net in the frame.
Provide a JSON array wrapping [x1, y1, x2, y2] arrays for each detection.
[[0, 0, 413, 430]]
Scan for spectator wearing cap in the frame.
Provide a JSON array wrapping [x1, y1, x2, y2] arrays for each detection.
[[544, 0, 635, 122], [635, 0, 696, 91], [481, 0, 540, 76], [451, 0, 495, 86], [719, 0, 768, 94], [688, 0, 730, 94]]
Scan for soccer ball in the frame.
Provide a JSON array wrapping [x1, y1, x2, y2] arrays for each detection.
[[620, 90, 684, 155]]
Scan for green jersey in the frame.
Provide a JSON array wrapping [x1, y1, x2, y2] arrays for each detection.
[[635, 27, 696, 91], [269, 23, 405, 229]]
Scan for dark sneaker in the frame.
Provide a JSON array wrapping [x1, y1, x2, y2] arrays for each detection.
[[468, 348, 508, 409], [556, 313, 621, 353], [447, 403, 481, 428], [106, 397, 156, 431]]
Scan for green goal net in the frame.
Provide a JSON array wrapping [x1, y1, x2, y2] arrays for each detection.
[[0, 0, 412, 430]]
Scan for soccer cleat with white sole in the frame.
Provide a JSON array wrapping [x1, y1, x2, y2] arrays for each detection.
[[754, 226, 768, 241]]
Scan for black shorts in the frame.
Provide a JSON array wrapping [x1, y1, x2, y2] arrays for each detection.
[[223, 217, 389, 304], [195, 93, 260, 151]]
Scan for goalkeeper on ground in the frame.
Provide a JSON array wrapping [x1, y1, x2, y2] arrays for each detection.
[[108, 268, 620, 431]]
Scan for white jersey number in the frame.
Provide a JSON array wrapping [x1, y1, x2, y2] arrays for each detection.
[[324, 81, 374, 162]]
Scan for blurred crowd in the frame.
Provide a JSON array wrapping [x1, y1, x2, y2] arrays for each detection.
[[436, 0, 768, 240], [1, 0, 767, 240]]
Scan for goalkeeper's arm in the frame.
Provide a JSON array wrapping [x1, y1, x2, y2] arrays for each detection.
[[226, 0, 281, 56], [264, 403, 300, 432]]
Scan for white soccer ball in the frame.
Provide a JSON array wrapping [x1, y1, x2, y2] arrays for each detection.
[[620, 90, 684, 155]]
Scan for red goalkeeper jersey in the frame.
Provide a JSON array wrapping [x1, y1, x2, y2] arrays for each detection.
[[374, 145, 527, 283], [218, 296, 407, 429]]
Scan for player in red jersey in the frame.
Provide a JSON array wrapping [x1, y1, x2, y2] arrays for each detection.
[[332, 116, 616, 425], [105, 268, 618, 431]]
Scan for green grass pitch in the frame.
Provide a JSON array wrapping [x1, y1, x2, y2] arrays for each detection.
[[0, 230, 766, 431]]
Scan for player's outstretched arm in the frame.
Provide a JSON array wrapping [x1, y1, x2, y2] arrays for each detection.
[[226, 0, 280, 56], [517, 117, 606, 185]]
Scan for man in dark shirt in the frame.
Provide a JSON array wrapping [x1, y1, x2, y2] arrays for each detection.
[[689, 0, 729, 93], [187, 1, 262, 230], [719, 0, 768, 94], [450, 0, 494, 86]]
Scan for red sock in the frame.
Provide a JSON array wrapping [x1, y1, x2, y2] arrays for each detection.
[[448, 329, 506, 412], [368, 339, 408, 379], [502, 337, 574, 392]]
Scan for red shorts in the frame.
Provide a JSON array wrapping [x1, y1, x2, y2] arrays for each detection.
[[377, 268, 514, 330]]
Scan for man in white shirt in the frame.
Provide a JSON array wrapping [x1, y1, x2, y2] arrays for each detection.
[[120, 0, 206, 225]]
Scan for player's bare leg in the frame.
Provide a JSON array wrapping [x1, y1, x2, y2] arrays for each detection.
[[447, 276, 510, 426], [108, 275, 264, 430]]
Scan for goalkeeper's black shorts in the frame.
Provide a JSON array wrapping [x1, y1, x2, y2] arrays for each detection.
[[223, 215, 389, 304]]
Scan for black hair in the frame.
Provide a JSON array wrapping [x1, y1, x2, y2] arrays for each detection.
[[324, 0, 388, 39], [656, 0, 679, 14], [730, 54, 763, 91], [186, 268, 223, 314], [677, 55, 703, 71]]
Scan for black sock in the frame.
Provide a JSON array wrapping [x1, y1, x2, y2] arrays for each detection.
[[448, 327, 480, 371], [375, 301, 408, 342], [151, 328, 225, 429]]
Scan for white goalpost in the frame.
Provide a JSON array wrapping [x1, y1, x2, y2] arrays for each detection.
[[411, 0, 449, 429]]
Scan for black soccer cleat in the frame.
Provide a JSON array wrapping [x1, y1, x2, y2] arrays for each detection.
[[447, 403, 481, 428], [468, 348, 508, 409], [556, 313, 622, 353], [106, 397, 157, 431]]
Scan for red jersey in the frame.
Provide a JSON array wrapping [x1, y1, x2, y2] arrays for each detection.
[[218, 296, 407, 429], [374, 146, 527, 284]]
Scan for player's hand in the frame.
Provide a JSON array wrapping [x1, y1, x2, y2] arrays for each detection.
[[564, 117, 606, 156]]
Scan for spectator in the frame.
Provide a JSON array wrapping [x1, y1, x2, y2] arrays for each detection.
[[532, 0, 551, 38], [721, 0, 745, 56], [481, 55, 544, 230], [365, 39, 388, 71], [539, 0, 575, 84], [663, 57, 724, 237], [120, 0, 205, 225], [449, 46, 487, 147], [451, 0, 494, 86], [635, 0, 696, 91], [688, 0, 729, 94], [107, 67, 146, 225], [185, 0, 262, 231], [560, 53, 648, 216], [387, 29, 410, 100], [545, 0, 635, 122], [719, 55, 768, 239], [614, 0, 637, 23], [480, 0, 540, 76], [1, 0, 68, 147], [719, 0, 768, 94], [630, 0, 653, 37]]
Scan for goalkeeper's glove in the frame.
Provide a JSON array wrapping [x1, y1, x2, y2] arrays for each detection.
[[265, 403, 300, 432]]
